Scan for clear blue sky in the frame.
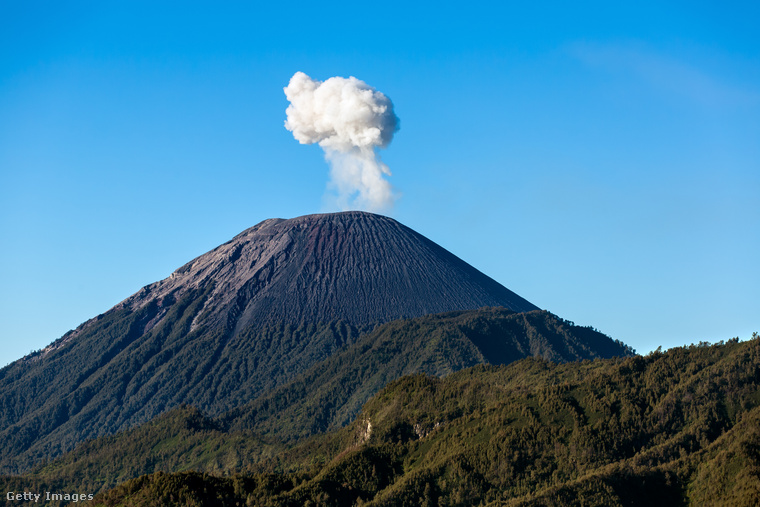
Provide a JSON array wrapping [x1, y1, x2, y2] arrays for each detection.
[[1, 1, 758, 367]]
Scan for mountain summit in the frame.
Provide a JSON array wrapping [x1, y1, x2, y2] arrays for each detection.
[[118, 211, 538, 336]]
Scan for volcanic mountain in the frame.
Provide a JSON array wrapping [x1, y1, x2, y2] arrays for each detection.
[[0, 211, 627, 474]]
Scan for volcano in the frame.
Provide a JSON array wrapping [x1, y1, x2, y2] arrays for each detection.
[[1, 211, 624, 473]]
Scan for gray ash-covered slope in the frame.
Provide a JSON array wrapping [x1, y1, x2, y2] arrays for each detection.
[[0, 211, 538, 473], [121, 211, 538, 332]]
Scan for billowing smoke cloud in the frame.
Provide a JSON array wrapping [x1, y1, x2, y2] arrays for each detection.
[[284, 72, 400, 212]]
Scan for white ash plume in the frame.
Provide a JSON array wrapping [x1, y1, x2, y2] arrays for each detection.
[[284, 71, 400, 212]]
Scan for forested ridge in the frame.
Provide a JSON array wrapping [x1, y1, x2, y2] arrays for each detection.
[[1, 308, 628, 495], [223, 308, 631, 442], [4, 332, 757, 506]]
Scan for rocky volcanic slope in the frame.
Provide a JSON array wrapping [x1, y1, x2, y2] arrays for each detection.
[[0, 211, 540, 473], [119, 211, 538, 332]]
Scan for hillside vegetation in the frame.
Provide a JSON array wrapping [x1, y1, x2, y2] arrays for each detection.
[[224, 308, 631, 442], [9, 332, 757, 506], [4, 308, 628, 496]]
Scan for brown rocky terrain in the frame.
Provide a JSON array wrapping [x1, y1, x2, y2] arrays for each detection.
[[118, 211, 539, 336]]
